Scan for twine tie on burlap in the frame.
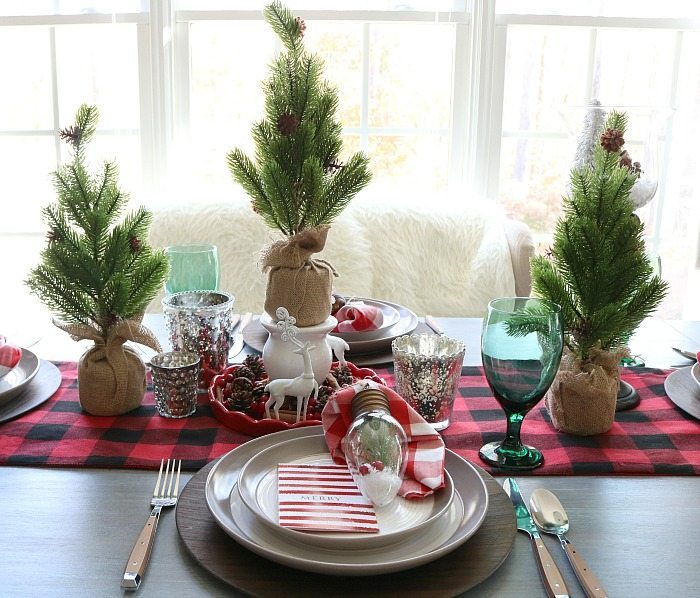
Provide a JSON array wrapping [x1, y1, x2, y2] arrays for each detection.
[[261, 226, 337, 327]]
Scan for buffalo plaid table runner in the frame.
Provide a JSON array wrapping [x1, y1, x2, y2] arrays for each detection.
[[1, 363, 699, 474]]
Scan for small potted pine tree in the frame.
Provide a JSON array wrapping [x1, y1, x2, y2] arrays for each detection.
[[27, 104, 169, 416], [528, 110, 667, 435], [227, 1, 371, 383], [227, 1, 371, 325]]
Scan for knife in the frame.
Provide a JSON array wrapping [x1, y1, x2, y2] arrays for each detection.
[[504, 478, 570, 598], [671, 347, 697, 361], [425, 315, 444, 335], [228, 312, 253, 361]]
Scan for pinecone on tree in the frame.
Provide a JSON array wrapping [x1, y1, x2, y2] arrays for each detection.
[[600, 128, 625, 152], [331, 364, 353, 386], [243, 354, 267, 380]]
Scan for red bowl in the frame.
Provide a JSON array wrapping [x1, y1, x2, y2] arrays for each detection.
[[208, 361, 385, 437]]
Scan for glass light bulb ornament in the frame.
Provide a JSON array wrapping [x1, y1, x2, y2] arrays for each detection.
[[342, 386, 408, 507]]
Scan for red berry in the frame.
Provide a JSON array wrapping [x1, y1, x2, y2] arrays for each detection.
[[359, 464, 370, 475], [371, 460, 384, 471]]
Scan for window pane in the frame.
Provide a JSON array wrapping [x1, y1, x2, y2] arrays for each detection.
[[0, 136, 56, 232], [497, 0, 700, 18], [54, 24, 140, 130], [368, 23, 453, 130], [593, 30, 676, 106], [368, 134, 449, 193], [306, 23, 362, 128], [0, 28, 53, 130]]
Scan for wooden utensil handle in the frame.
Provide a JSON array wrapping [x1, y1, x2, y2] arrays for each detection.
[[121, 510, 160, 590], [532, 536, 569, 597], [563, 541, 607, 598]]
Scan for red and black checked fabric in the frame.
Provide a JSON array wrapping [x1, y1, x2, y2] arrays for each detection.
[[1, 363, 699, 475]]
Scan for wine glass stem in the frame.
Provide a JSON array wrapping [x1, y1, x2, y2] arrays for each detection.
[[502, 412, 525, 452]]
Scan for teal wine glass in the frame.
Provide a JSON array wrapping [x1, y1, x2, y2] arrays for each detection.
[[480, 297, 563, 470], [164, 244, 219, 295]]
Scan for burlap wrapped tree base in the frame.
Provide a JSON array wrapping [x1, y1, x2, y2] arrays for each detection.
[[545, 348, 627, 436], [56, 318, 161, 416], [262, 226, 336, 327]]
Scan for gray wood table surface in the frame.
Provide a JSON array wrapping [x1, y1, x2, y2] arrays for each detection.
[[2, 317, 700, 597]]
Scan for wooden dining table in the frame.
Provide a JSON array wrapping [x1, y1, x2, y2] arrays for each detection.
[[2, 316, 699, 597]]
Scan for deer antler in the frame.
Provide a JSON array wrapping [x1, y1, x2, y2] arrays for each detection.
[[275, 306, 305, 348]]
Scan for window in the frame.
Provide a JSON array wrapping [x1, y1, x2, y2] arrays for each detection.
[[2, 0, 700, 323]]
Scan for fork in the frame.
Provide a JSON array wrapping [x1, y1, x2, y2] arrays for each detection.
[[121, 459, 182, 590]]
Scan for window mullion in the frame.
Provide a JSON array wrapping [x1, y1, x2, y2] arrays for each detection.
[[49, 26, 61, 164], [137, 0, 174, 198], [360, 23, 370, 152], [464, 0, 497, 198]]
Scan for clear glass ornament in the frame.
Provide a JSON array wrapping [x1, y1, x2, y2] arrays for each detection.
[[342, 387, 408, 507]]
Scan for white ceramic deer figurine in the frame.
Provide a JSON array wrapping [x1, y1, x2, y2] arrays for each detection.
[[326, 335, 350, 366], [264, 341, 319, 422]]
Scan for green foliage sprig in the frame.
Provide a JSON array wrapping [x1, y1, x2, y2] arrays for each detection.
[[528, 110, 668, 360], [227, 1, 372, 236], [26, 104, 169, 339]]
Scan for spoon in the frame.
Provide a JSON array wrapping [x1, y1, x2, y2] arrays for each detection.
[[530, 488, 608, 598]]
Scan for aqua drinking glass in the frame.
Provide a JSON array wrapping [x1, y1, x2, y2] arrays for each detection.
[[164, 244, 219, 295], [480, 297, 563, 470]]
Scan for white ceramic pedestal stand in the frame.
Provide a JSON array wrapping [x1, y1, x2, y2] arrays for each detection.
[[260, 310, 337, 384]]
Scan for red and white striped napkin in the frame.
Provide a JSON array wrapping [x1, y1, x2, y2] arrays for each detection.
[[332, 304, 384, 333], [322, 381, 446, 499], [277, 462, 380, 533]]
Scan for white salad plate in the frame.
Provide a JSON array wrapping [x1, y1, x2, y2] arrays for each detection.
[[236, 434, 455, 550], [334, 298, 418, 355], [205, 427, 489, 576], [0, 349, 40, 407], [333, 298, 401, 342]]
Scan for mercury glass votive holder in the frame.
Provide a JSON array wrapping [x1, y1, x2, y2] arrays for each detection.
[[162, 290, 235, 389], [150, 351, 200, 418], [392, 334, 466, 431]]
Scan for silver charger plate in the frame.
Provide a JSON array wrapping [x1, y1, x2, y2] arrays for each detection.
[[236, 434, 455, 550], [0, 349, 40, 407], [205, 426, 489, 576]]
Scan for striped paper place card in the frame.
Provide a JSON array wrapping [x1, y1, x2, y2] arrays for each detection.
[[278, 462, 379, 533]]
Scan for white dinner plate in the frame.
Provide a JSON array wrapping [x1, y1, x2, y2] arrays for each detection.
[[0, 349, 40, 407], [333, 298, 401, 342], [205, 427, 489, 576], [236, 434, 455, 550], [335, 299, 418, 356], [691, 363, 700, 388]]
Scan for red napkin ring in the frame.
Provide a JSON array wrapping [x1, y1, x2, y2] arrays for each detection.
[[322, 381, 445, 499]]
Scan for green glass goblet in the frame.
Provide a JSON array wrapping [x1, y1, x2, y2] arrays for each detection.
[[164, 244, 219, 295], [479, 297, 563, 470]]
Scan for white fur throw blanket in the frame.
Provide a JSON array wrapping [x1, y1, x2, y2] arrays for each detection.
[[147, 200, 516, 317]]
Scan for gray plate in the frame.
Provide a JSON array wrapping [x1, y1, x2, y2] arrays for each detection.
[[0, 349, 40, 406], [204, 427, 489, 576]]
